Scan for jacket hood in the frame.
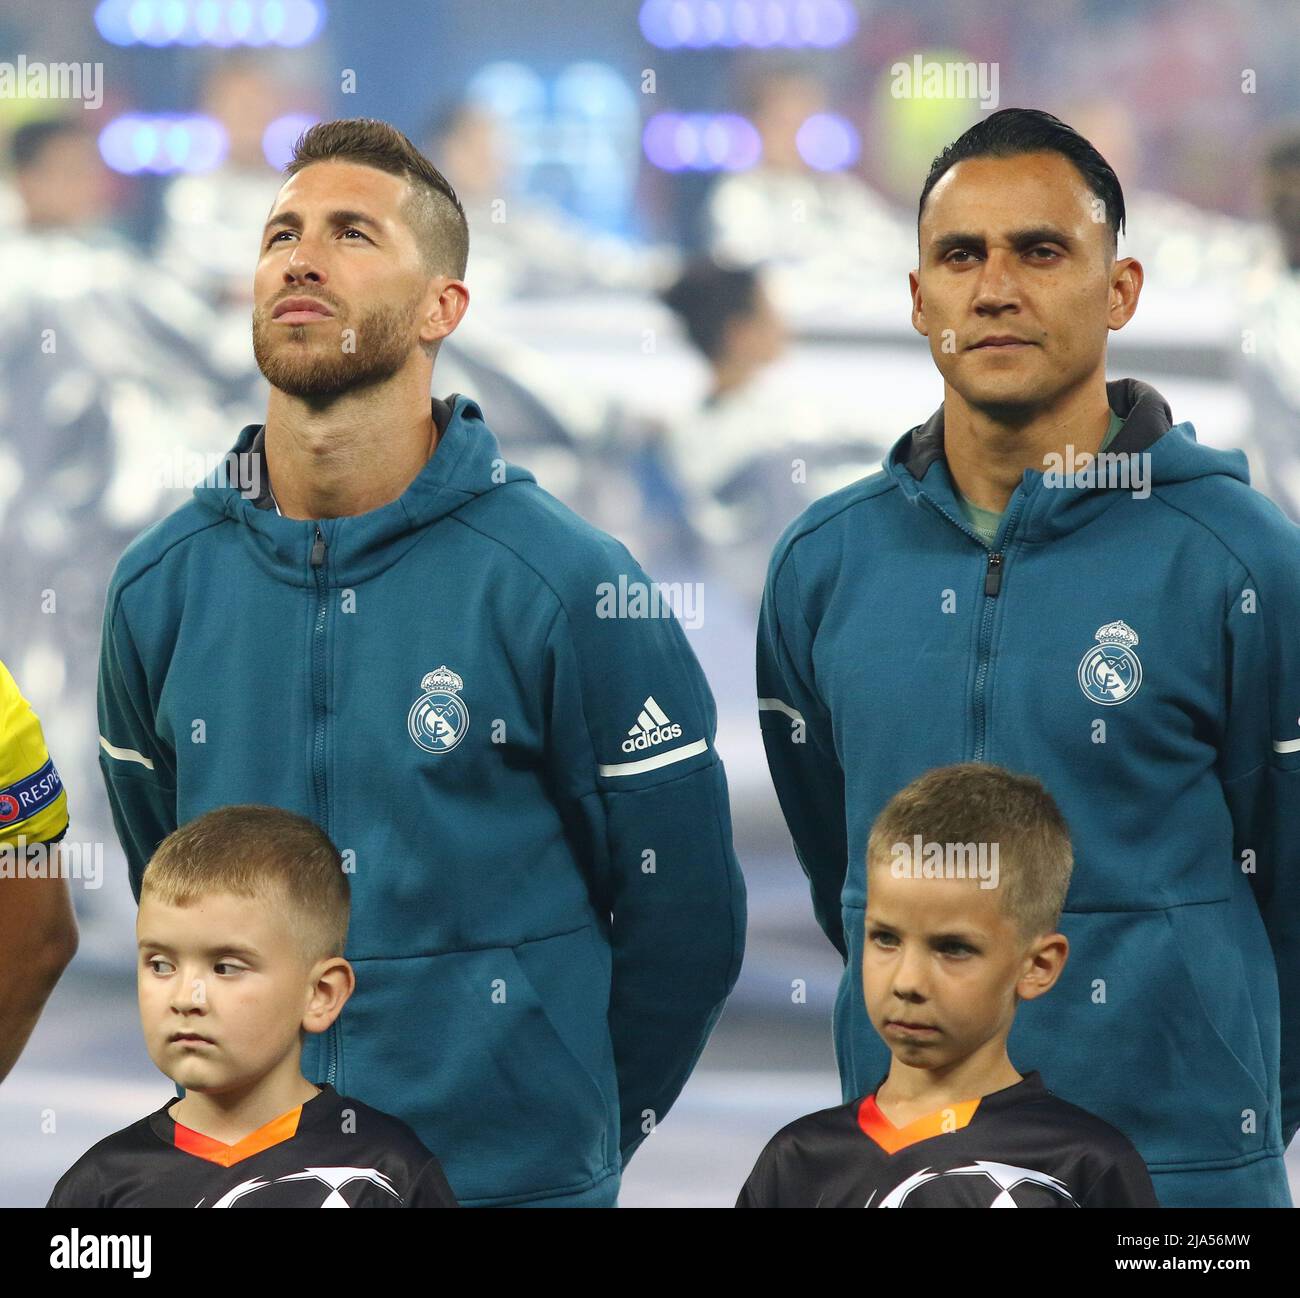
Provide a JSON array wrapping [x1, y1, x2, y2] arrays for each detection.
[[885, 377, 1252, 543], [193, 393, 534, 584]]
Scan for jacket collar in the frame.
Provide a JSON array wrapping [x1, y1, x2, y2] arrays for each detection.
[[899, 377, 1173, 481], [888, 377, 1182, 545]]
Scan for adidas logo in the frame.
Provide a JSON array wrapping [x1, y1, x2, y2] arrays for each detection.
[[622, 695, 684, 753]]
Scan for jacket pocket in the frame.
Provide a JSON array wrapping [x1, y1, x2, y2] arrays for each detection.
[[337, 931, 616, 1206], [1011, 901, 1273, 1167]]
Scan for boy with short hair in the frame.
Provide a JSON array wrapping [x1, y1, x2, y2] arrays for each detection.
[[737, 764, 1158, 1208], [47, 805, 458, 1208]]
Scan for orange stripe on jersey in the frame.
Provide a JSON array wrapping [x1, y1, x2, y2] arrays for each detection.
[[173, 1105, 304, 1167], [857, 1092, 981, 1154]]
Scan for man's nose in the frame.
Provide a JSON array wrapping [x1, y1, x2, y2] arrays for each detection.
[[284, 242, 325, 283], [972, 250, 1020, 311]]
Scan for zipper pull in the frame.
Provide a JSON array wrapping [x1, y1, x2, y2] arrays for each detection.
[[310, 525, 326, 568], [985, 551, 1003, 596]]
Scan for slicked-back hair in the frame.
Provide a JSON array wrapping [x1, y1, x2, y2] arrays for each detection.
[[866, 763, 1074, 944], [918, 107, 1126, 252], [283, 117, 469, 279], [142, 804, 350, 965]]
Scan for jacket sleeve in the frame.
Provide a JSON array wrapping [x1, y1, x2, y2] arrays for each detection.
[[542, 555, 746, 1166], [98, 595, 177, 901], [756, 539, 849, 960], [1219, 547, 1300, 1149]]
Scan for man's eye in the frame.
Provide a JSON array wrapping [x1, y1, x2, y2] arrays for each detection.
[[268, 230, 291, 245], [945, 249, 977, 264]]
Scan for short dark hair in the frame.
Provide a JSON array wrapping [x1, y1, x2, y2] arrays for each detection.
[[143, 804, 350, 964], [918, 108, 1126, 251], [867, 763, 1074, 942], [660, 259, 761, 362], [284, 117, 469, 279], [1265, 130, 1300, 173], [10, 117, 88, 172]]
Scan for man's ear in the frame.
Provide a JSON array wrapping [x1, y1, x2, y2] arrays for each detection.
[[909, 268, 929, 338], [1107, 255, 1143, 332], [420, 278, 470, 350]]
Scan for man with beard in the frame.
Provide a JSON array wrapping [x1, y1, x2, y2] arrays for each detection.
[[758, 108, 1300, 1207], [96, 118, 745, 1208]]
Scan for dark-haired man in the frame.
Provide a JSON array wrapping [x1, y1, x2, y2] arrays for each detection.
[[758, 108, 1300, 1207], [97, 118, 746, 1208]]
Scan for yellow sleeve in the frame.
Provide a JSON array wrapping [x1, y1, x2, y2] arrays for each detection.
[[0, 659, 70, 849]]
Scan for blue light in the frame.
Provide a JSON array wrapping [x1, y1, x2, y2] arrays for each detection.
[[796, 111, 859, 171], [93, 0, 322, 47], [100, 114, 231, 174], [263, 113, 318, 169], [643, 112, 762, 172], [638, 0, 856, 49], [466, 62, 548, 120]]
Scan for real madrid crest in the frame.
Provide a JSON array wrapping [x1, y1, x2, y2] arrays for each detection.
[[1077, 620, 1143, 706], [407, 665, 470, 753]]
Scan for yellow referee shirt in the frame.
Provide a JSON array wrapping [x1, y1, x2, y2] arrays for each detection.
[[0, 659, 69, 849]]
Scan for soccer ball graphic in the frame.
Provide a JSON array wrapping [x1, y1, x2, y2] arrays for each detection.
[[200, 1166, 402, 1208], [867, 1160, 1079, 1208]]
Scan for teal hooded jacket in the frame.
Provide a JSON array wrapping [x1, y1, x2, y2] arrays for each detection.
[[758, 378, 1300, 1208], [98, 394, 746, 1207]]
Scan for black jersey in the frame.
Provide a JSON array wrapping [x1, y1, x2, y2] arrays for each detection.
[[736, 1071, 1158, 1208], [47, 1084, 458, 1208]]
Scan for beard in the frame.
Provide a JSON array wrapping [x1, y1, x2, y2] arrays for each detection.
[[252, 288, 424, 399]]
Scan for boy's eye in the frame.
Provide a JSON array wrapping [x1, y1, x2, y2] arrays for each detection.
[[147, 957, 173, 974], [213, 962, 244, 975]]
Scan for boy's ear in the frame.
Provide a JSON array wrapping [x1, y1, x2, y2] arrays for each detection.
[[1015, 932, 1069, 1002]]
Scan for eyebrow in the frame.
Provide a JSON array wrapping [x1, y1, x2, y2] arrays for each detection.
[[866, 919, 984, 944], [138, 941, 262, 961], [262, 208, 384, 237], [930, 226, 1075, 256]]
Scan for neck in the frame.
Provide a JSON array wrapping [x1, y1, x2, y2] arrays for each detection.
[[264, 369, 438, 520], [876, 1040, 1021, 1115], [169, 1057, 320, 1145], [943, 369, 1112, 514], [708, 354, 759, 401]]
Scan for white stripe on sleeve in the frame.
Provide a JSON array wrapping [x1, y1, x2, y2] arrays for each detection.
[[598, 738, 708, 778], [99, 736, 155, 770]]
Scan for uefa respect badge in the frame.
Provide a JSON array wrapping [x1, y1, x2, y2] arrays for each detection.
[[407, 666, 470, 753]]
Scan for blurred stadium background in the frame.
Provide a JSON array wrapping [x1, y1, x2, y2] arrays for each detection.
[[2, 0, 1299, 1206]]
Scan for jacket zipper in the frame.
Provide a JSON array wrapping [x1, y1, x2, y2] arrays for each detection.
[[921, 491, 1025, 763], [309, 523, 339, 1087]]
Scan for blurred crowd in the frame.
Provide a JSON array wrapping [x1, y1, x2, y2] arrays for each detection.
[[2, 47, 1300, 957]]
